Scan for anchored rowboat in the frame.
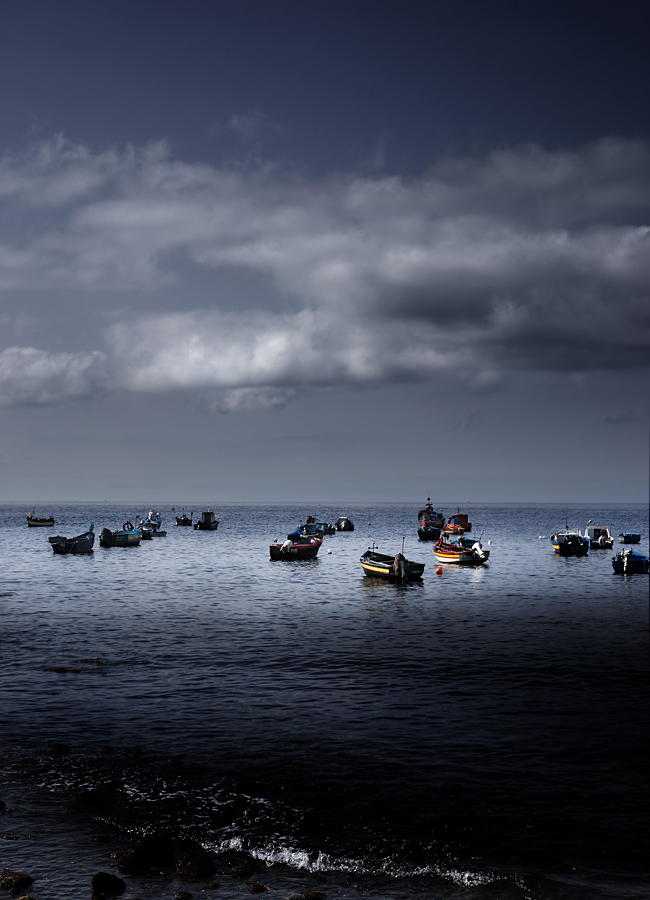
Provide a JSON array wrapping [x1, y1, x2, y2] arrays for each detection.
[[360, 548, 425, 581]]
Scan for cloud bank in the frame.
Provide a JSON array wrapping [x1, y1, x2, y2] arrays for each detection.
[[0, 135, 648, 407]]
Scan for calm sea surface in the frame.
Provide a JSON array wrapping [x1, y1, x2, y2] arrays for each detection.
[[1, 502, 648, 900]]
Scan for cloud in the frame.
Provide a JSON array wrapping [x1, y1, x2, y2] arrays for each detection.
[[602, 410, 642, 424], [0, 135, 648, 406], [0, 347, 107, 406]]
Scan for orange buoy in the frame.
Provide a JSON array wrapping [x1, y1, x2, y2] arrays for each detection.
[[436, 567, 443, 575]]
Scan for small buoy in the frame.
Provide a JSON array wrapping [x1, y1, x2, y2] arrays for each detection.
[[488, 540, 492, 545], [436, 566, 443, 575], [368, 521, 371, 525], [327, 548, 332, 554]]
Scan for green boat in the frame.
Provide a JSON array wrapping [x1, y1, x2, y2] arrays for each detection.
[[99, 521, 141, 548]]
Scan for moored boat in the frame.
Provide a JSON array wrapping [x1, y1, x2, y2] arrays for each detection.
[[584, 521, 613, 549], [611, 549, 649, 575], [360, 546, 425, 581], [269, 536, 322, 560], [334, 516, 354, 532], [303, 516, 335, 535], [138, 509, 166, 536], [618, 532, 641, 544], [417, 496, 444, 541], [444, 509, 472, 534], [194, 510, 219, 531], [433, 535, 489, 565], [99, 522, 142, 548], [551, 527, 589, 556], [27, 511, 55, 527], [175, 510, 192, 526], [48, 525, 95, 554]]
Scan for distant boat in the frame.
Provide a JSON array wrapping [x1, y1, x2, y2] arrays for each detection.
[[611, 549, 649, 575], [584, 521, 613, 549], [48, 525, 95, 555], [551, 527, 589, 557], [303, 516, 335, 535], [433, 535, 489, 565], [334, 516, 354, 532], [618, 532, 641, 544], [270, 536, 322, 560], [194, 510, 219, 531], [138, 509, 166, 536], [175, 510, 193, 526], [417, 496, 444, 541], [27, 511, 55, 527], [444, 509, 472, 534], [360, 546, 425, 581], [99, 521, 141, 548]]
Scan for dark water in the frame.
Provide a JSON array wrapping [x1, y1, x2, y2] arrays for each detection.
[[1, 502, 648, 900]]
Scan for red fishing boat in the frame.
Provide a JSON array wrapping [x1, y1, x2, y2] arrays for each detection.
[[417, 496, 444, 541], [269, 536, 322, 560], [444, 509, 472, 534]]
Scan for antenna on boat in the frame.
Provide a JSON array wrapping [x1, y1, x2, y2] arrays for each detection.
[[401, 535, 405, 554]]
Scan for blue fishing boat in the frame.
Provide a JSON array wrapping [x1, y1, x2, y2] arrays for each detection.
[[99, 522, 141, 547], [611, 549, 649, 574], [618, 532, 641, 544], [48, 525, 95, 554]]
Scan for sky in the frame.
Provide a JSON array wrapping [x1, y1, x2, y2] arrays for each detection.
[[0, 0, 648, 503]]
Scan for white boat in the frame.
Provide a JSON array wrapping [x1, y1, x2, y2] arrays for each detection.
[[584, 521, 613, 549]]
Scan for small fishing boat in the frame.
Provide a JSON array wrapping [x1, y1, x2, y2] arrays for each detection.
[[99, 522, 142, 548], [611, 549, 649, 575], [618, 532, 641, 544], [269, 535, 322, 560], [48, 525, 95, 555], [26, 512, 55, 527], [360, 544, 425, 581], [584, 521, 613, 549], [138, 509, 166, 536], [174, 510, 193, 526], [303, 516, 335, 535], [444, 509, 472, 534], [433, 535, 489, 565], [417, 496, 444, 541], [194, 510, 219, 531], [551, 527, 589, 557], [334, 516, 354, 532]]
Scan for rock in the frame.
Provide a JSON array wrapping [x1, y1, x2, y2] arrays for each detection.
[[249, 883, 267, 893], [0, 800, 5, 810], [207, 883, 220, 890], [124, 746, 143, 758], [175, 852, 216, 878], [45, 740, 70, 755], [64, 783, 120, 811], [233, 861, 265, 878], [90, 871, 126, 897], [301, 892, 326, 900], [116, 835, 176, 872], [173, 892, 193, 900], [0, 872, 34, 895]]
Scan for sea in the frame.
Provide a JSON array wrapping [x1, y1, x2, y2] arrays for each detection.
[[1, 501, 648, 900]]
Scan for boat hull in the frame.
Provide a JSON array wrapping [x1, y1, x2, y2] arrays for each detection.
[[552, 535, 589, 556], [418, 527, 441, 541], [433, 538, 489, 565], [175, 516, 192, 526], [100, 527, 141, 547], [27, 516, 55, 527], [360, 551, 424, 580], [49, 529, 95, 554], [618, 533, 641, 544], [270, 538, 322, 560], [612, 551, 649, 574]]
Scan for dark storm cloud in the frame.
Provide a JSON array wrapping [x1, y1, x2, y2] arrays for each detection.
[[0, 136, 648, 407]]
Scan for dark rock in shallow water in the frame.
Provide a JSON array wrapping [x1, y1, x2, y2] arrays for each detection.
[[123, 746, 143, 758], [0, 871, 34, 895], [64, 782, 120, 810], [45, 740, 70, 755], [173, 892, 193, 900], [176, 852, 216, 878], [301, 892, 326, 900], [90, 871, 126, 897], [0, 799, 5, 811], [249, 883, 267, 893], [207, 883, 220, 890], [116, 835, 176, 873]]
